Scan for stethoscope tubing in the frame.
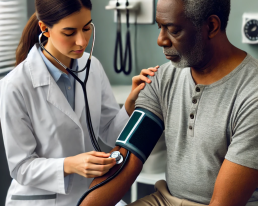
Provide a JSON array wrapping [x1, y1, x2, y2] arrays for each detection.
[[38, 23, 101, 152], [66, 64, 101, 152]]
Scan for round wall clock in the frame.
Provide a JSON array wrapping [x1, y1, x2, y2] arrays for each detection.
[[242, 13, 258, 44]]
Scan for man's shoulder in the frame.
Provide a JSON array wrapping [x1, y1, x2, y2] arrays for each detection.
[[153, 61, 188, 84], [158, 61, 180, 75], [231, 54, 258, 105], [237, 54, 258, 83]]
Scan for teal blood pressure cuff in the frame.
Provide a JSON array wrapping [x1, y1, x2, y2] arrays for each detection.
[[115, 107, 164, 163]]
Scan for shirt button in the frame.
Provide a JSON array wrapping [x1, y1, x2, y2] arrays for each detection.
[[189, 126, 193, 130], [192, 99, 197, 104], [68, 86, 71, 90], [190, 114, 194, 119], [196, 87, 200, 92]]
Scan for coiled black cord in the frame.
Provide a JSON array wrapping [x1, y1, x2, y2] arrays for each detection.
[[114, 0, 132, 75], [123, 8, 132, 75], [76, 151, 131, 206], [114, 9, 124, 74]]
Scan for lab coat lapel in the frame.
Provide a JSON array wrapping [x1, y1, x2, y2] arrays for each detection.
[[47, 77, 83, 130], [28, 44, 83, 131]]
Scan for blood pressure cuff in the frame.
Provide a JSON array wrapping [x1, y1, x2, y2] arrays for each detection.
[[115, 107, 164, 163]]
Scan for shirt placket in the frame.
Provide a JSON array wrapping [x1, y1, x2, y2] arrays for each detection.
[[62, 74, 73, 109], [188, 85, 205, 137]]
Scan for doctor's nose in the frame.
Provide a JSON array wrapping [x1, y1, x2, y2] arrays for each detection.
[[75, 32, 88, 49], [157, 29, 172, 48]]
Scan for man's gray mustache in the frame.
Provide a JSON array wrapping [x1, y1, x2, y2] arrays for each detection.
[[163, 48, 180, 56]]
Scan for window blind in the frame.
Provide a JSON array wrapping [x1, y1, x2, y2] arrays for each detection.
[[0, 0, 27, 75]]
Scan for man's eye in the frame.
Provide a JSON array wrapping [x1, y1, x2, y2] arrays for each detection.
[[172, 31, 179, 35], [169, 29, 181, 35]]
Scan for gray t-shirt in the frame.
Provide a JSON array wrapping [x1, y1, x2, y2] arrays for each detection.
[[136, 54, 258, 205]]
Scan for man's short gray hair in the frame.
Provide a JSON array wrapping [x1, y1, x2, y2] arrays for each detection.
[[182, 0, 231, 31]]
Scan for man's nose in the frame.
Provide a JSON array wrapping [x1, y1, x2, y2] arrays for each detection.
[[157, 29, 172, 48]]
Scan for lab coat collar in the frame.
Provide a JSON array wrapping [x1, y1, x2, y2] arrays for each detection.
[[27, 44, 85, 135], [27, 44, 50, 88]]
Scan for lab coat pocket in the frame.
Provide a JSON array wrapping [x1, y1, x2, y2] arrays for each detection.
[[7, 180, 57, 206], [11, 195, 56, 206]]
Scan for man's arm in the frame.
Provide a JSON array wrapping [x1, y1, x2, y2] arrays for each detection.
[[79, 147, 143, 206], [210, 159, 258, 206]]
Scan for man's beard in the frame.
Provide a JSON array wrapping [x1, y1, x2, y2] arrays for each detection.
[[163, 32, 205, 69]]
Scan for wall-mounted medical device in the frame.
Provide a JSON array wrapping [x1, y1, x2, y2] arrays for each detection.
[[242, 13, 258, 44], [106, 0, 154, 75], [105, 0, 154, 24]]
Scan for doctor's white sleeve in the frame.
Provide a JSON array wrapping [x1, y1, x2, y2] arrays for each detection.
[[95, 58, 130, 147], [0, 80, 68, 195]]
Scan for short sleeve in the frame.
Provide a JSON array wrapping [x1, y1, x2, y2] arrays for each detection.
[[225, 97, 258, 170], [135, 71, 163, 121]]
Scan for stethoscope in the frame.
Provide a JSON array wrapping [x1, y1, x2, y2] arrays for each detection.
[[39, 20, 101, 152], [114, 0, 132, 75], [39, 21, 126, 205]]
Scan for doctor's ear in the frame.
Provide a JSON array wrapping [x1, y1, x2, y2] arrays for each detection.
[[43, 28, 50, 38], [38, 21, 50, 38]]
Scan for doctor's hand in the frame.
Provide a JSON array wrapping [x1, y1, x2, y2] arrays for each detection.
[[125, 65, 159, 116], [64, 151, 116, 178]]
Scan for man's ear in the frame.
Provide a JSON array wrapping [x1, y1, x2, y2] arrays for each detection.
[[206, 15, 221, 39], [38, 21, 50, 38]]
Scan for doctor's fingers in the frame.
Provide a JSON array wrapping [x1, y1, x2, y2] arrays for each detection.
[[87, 151, 111, 158], [82, 163, 115, 178], [86, 162, 115, 173], [132, 75, 150, 86], [133, 66, 159, 86], [86, 155, 116, 165], [140, 66, 159, 77]]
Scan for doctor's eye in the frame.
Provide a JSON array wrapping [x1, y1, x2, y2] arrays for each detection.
[[83, 27, 91, 32], [63, 32, 75, 37]]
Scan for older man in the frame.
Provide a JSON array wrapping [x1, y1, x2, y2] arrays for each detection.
[[128, 0, 258, 205]]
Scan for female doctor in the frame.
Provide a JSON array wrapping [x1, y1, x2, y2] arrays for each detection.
[[0, 0, 158, 205]]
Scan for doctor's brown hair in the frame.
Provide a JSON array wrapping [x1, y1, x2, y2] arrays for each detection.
[[15, 0, 92, 66]]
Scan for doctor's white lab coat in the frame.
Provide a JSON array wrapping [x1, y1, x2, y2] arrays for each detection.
[[0, 44, 129, 206]]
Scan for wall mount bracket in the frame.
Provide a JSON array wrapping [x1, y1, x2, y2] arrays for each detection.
[[105, 0, 154, 24]]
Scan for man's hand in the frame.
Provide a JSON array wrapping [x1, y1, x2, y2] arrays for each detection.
[[210, 159, 258, 206], [64, 151, 116, 178]]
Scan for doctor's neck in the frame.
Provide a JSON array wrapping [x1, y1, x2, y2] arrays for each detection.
[[43, 41, 70, 75]]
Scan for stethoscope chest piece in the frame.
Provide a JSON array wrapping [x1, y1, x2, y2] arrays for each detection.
[[110, 151, 123, 164]]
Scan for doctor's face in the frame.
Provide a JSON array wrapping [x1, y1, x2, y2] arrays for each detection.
[[47, 7, 92, 59]]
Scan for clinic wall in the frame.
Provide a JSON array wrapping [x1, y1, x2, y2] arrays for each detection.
[[26, 0, 258, 85], [90, 0, 258, 85]]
